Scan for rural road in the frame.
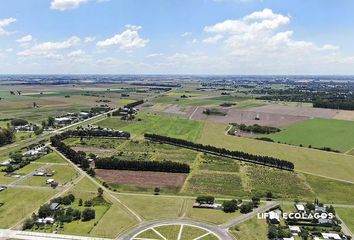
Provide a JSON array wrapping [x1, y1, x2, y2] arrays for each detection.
[[7, 164, 50, 187]]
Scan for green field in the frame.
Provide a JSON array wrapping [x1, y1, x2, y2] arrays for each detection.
[[336, 208, 354, 233], [266, 118, 354, 152], [230, 217, 268, 240], [198, 122, 354, 183], [0, 188, 57, 228], [97, 113, 204, 141]]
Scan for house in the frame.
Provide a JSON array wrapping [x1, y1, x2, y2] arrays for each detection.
[[54, 117, 73, 125], [46, 178, 55, 184], [0, 186, 7, 192], [50, 202, 60, 211], [318, 218, 334, 226], [321, 233, 343, 240], [295, 204, 305, 212], [79, 112, 90, 119], [193, 202, 223, 209], [289, 226, 301, 235], [283, 238, 294, 240], [267, 210, 281, 224], [0, 160, 10, 166], [315, 206, 327, 213], [36, 217, 55, 225]]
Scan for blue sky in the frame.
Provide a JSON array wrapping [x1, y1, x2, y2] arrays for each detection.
[[1, 0, 354, 74]]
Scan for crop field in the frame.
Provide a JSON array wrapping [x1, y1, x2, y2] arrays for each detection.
[[266, 118, 354, 152], [199, 154, 240, 172], [305, 174, 354, 204], [0, 188, 57, 228], [96, 170, 188, 188], [198, 121, 354, 183], [97, 113, 204, 141]]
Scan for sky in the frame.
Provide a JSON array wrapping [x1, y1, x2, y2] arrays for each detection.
[[1, 0, 354, 74]]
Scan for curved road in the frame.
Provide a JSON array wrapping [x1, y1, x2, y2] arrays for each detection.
[[117, 219, 234, 240]]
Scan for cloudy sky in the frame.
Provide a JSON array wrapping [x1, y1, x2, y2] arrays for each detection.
[[0, 0, 354, 74]]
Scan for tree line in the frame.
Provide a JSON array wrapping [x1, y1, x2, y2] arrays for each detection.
[[53, 128, 130, 140], [95, 157, 190, 173], [313, 100, 354, 110], [124, 99, 144, 108], [144, 133, 294, 171]]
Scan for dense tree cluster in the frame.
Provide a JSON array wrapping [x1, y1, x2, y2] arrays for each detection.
[[196, 196, 215, 204], [0, 128, 15, 147], [95, 158, 190, 173], [124, 100, 144, 108], [51, 135, 89, 170], [53, 129, 130, 140], [313, 100, 354, 110], [10, 118, 28, 126], [231, 123, 280, 134], [145, 133, 294, 171]]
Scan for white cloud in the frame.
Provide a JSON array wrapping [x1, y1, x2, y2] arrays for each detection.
[[84, 36, 95, 43], [18, 36, 81, 58], [203, 34, 223, 44], [68, 49, 84, 57], [50, 0, 88, 11], [146, 53, 164, 58], [16, 35, 33, 43], [97, 25, 148, 49], [0, 18, 16, 35], [203, 8, 338, 59], [181, 32, 192, 37]]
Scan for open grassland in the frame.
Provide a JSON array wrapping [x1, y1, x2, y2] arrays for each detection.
[[229, 217, 268, 240], [336, 208, 354, 233], [97, 113, 204, 141], [198, 121, 354, 183], [152, 95, 251, 106], [305, 174, 354, 204], [118, 195, 185, 220], [0, 188, 57, 228], [35, 152, 68, 164], [266, 118, 354, 152]]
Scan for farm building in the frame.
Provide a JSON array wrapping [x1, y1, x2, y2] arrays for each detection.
[[295, 204, 305, 212], [36, 217, 54, 225], [46, 179, 55, 184], [50, 202, 60, 211], [267, 210, 281, 224], [321, 233, 343, 240], [288, 226, 301, 235], [193, 202, 223, 209], [0, 186, 7, 192]]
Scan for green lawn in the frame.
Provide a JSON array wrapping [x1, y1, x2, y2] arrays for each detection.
[[336, 208, 354, 233], [266, 118, 354, 152], [229, 217, 268, 240], [35, 152, 68, 164], [97, 113, 204, 141], [117, 194, 185, 220], [198, 122, 354, 183], [0, 188, 57, 228]]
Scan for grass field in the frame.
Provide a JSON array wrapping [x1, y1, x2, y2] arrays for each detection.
[[35, 152, 68, 164], [0, 188, 57, 228], [229, 217, 268, 240], [118, 195, 185, 220], [336, 208, 354, 233], [97, 112, 204, 141], [266, 118, 354, 152], [198, 121, 354, 183]]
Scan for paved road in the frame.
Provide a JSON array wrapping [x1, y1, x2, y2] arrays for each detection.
[[0, 229, 111, 240], [219, 201, 279, 229], [117, 219, 233, 240], [7, 164, 50, 187]]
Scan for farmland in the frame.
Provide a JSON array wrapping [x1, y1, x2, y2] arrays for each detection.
[[199, 121, 354, 183], [266, 118, 354, 152], [97, 112, 204, 141]]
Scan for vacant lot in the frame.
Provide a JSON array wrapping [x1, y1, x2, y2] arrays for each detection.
[[98, 112, 204, 141], [0, 188, 57, 228], [191, 107, 307, 127], [199, 122, 354, 183], [267, 118, 354, 152], [96, 169, 188, 188], [336, 208, 354, 233], [334, 110, 354, 121], [230, 217, 268, 240]]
